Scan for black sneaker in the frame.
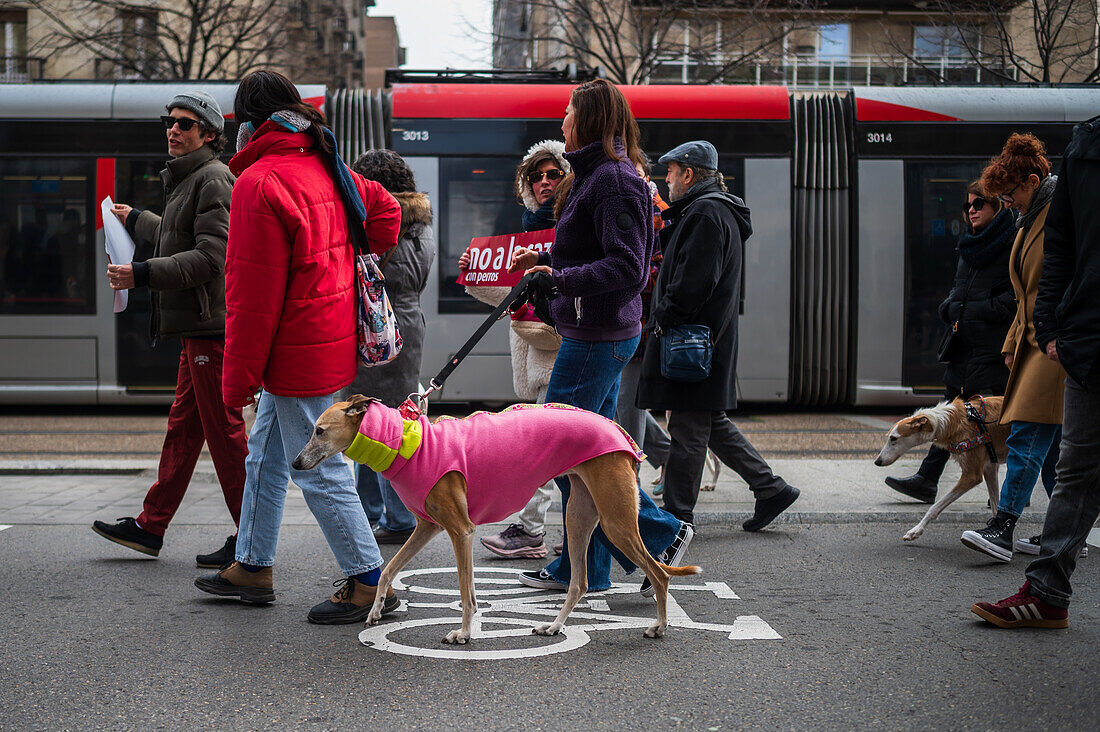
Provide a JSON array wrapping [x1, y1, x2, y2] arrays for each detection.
[[641, 522, 695, 598], [961, 513, 1017, 562], [517, 568, 568, 591], [196, 535, 237, 569], [743, 485, 800, 532], [1016, 535, 1089, 558], [92, 517, 162, 557], [884, 474, 937, 504]]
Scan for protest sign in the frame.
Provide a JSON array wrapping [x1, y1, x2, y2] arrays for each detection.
[[457, 228, 554, 288]]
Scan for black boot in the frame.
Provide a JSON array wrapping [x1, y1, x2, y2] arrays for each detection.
[[960, 512, 1017, 562], [196, 535, 237, 569], [884, 474, 938, 504]]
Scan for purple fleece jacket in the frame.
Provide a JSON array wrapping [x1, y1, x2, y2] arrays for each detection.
[[538, 138, 652, 341]]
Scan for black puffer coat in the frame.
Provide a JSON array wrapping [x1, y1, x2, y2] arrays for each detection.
[[938, 208, 1016, 395], [636, 179, 751, 412]]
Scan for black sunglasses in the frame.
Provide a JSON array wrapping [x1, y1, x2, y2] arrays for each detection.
[[963, 198, 990, 213], [161, 115, 202, 132], [526, 169, 564, 184]]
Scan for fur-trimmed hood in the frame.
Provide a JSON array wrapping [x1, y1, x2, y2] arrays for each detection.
[[518, 139, 570, 213], [393, 191, 433, 229]]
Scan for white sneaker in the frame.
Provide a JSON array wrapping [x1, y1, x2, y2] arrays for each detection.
[[1015, 535, 1088, 558]]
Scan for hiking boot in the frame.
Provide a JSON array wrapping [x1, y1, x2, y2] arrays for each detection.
[[1015, 535, 1089, 558], [194, 562, 275, 604], [971, 581, 1069, 629], [743, 485, 800, 532], [517, 568, 568, 591], [884, 474, 937, 504], [480, 523, 548, 559], [307, 578, 399, 625], [641, 522, 695, 598], [373, 526, 414, 544], [91, 517, 162, 557], [196, 535, 236, 569], [961, 512, 1016, 562]]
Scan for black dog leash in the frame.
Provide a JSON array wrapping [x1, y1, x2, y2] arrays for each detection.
[[399, 271, 547, 419]]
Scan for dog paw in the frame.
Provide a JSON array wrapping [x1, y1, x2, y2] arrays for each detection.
[[442, 629, 469, 645], [902, 529, 921, 542], [532, 623, 561, 636], [644, 622, 666, 638], [365, 608, 383, 626]]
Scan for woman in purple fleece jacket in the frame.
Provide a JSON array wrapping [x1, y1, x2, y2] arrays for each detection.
[[508, 79, 689, 594]]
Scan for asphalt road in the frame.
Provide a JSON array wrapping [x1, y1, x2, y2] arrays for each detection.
[[3, 522, 1098, 730]]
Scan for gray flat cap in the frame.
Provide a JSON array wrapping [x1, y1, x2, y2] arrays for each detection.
[[167, 91, 224, 132], [659, 140, 718, 171]]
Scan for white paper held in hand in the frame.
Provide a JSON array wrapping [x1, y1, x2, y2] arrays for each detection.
[[101, 196, 136, 313]]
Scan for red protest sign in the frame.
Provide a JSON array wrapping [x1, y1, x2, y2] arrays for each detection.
[[457, 229, 554, 287]]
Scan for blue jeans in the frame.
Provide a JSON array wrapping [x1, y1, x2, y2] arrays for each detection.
[[997, 420, 1061, 519], [235, 390, 383, 576], [542, 336, 681, 591], [357, 465, 416, 532]]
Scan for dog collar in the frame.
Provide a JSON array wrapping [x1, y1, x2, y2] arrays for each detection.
[[345, 418, 423, 471]]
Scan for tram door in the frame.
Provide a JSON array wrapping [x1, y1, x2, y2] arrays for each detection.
[[902, 162, 980, 390], [113, 159, 182, 391]]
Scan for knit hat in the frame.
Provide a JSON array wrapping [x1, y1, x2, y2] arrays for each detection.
[[167, 91, 224, 132]]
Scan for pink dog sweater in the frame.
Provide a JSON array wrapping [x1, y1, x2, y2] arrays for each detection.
[[345, 402, 644, 525]]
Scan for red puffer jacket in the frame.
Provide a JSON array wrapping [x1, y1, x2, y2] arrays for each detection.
[[222, 124, 401, 407]]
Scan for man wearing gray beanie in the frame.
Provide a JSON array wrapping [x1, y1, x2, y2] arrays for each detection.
[[92, 91, 246, 570]]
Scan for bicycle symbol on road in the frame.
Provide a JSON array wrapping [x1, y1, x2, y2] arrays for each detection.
[[357, 566, 782, 660]]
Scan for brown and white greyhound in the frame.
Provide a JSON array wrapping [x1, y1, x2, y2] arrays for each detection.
[[293, 395, 701, 645]]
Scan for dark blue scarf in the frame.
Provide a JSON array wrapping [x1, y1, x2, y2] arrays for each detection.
[[522, 197, 556, 232], [957, 208, 1014, 269]]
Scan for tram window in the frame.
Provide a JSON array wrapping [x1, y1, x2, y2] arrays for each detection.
[[903, 162, 984, 390], [0, 158, 95, 315], [438, 157, 518, 314]]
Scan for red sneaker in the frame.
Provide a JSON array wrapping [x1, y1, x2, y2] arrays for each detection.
[[971, 581, 1069, 629]]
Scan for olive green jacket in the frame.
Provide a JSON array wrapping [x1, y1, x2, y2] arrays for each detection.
[[127, 145, 234, 339]]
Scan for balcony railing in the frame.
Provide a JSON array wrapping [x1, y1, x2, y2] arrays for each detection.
[[0, 56, 44, 83], [652, 54, 1019, 87]]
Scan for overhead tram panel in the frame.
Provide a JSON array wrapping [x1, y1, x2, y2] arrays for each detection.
[[791, 93, 852, 406]]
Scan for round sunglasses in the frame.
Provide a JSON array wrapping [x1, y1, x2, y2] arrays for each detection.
[[160, 115, 203, 132], [526, 168, 565, 184]]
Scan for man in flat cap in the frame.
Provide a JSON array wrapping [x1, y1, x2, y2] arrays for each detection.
[[93, 91, 246, 569], [637, 140, 800, 532]]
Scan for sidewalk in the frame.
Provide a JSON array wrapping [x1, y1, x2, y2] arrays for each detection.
[[0, 452, 1048, 528]]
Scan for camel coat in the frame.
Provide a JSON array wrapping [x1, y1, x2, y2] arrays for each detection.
[[1000, 202, 1066, 425]]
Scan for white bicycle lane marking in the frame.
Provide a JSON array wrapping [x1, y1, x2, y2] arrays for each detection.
[[358, 566, 781, 660]]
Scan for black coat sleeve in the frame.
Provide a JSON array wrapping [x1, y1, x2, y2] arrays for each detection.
[[1035, 165, 1076, 350], [650, 211, 731, 331]]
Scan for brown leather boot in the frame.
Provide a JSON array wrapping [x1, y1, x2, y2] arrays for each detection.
[[307, 577, 399, 625], [194, 561, 275, 604]]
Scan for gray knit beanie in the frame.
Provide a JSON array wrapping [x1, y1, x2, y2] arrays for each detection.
[[167, 91, 224, 132]]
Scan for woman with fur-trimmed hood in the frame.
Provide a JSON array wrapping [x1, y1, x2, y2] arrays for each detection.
[[460, 140, 569, 558]]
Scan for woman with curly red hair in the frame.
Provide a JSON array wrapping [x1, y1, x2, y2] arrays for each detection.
[[960, 133, 1072, 563]]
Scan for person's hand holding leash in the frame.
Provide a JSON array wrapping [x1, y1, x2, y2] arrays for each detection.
[[508, 247, 539, 273]]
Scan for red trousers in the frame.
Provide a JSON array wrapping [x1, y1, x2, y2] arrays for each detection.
[[137, 338, 247, 536]]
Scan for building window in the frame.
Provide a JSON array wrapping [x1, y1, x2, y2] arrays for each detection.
[[818, 24, 850, 61], [913, 25, 976, 58], [118, 8, 160, 77], [1, 8, 28, 82]]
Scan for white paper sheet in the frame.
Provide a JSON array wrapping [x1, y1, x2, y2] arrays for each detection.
[[101, 196, 136, 313]]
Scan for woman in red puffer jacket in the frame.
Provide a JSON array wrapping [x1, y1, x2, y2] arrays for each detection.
[[195, 71, 402, 625]]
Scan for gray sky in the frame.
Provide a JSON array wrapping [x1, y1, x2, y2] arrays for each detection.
[[371, 0, 494, 69]]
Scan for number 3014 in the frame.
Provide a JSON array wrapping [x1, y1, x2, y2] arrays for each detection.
[[866, 132, 893, 143]]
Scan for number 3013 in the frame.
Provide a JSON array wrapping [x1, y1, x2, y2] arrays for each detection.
[[401, 130, 430, 141]]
